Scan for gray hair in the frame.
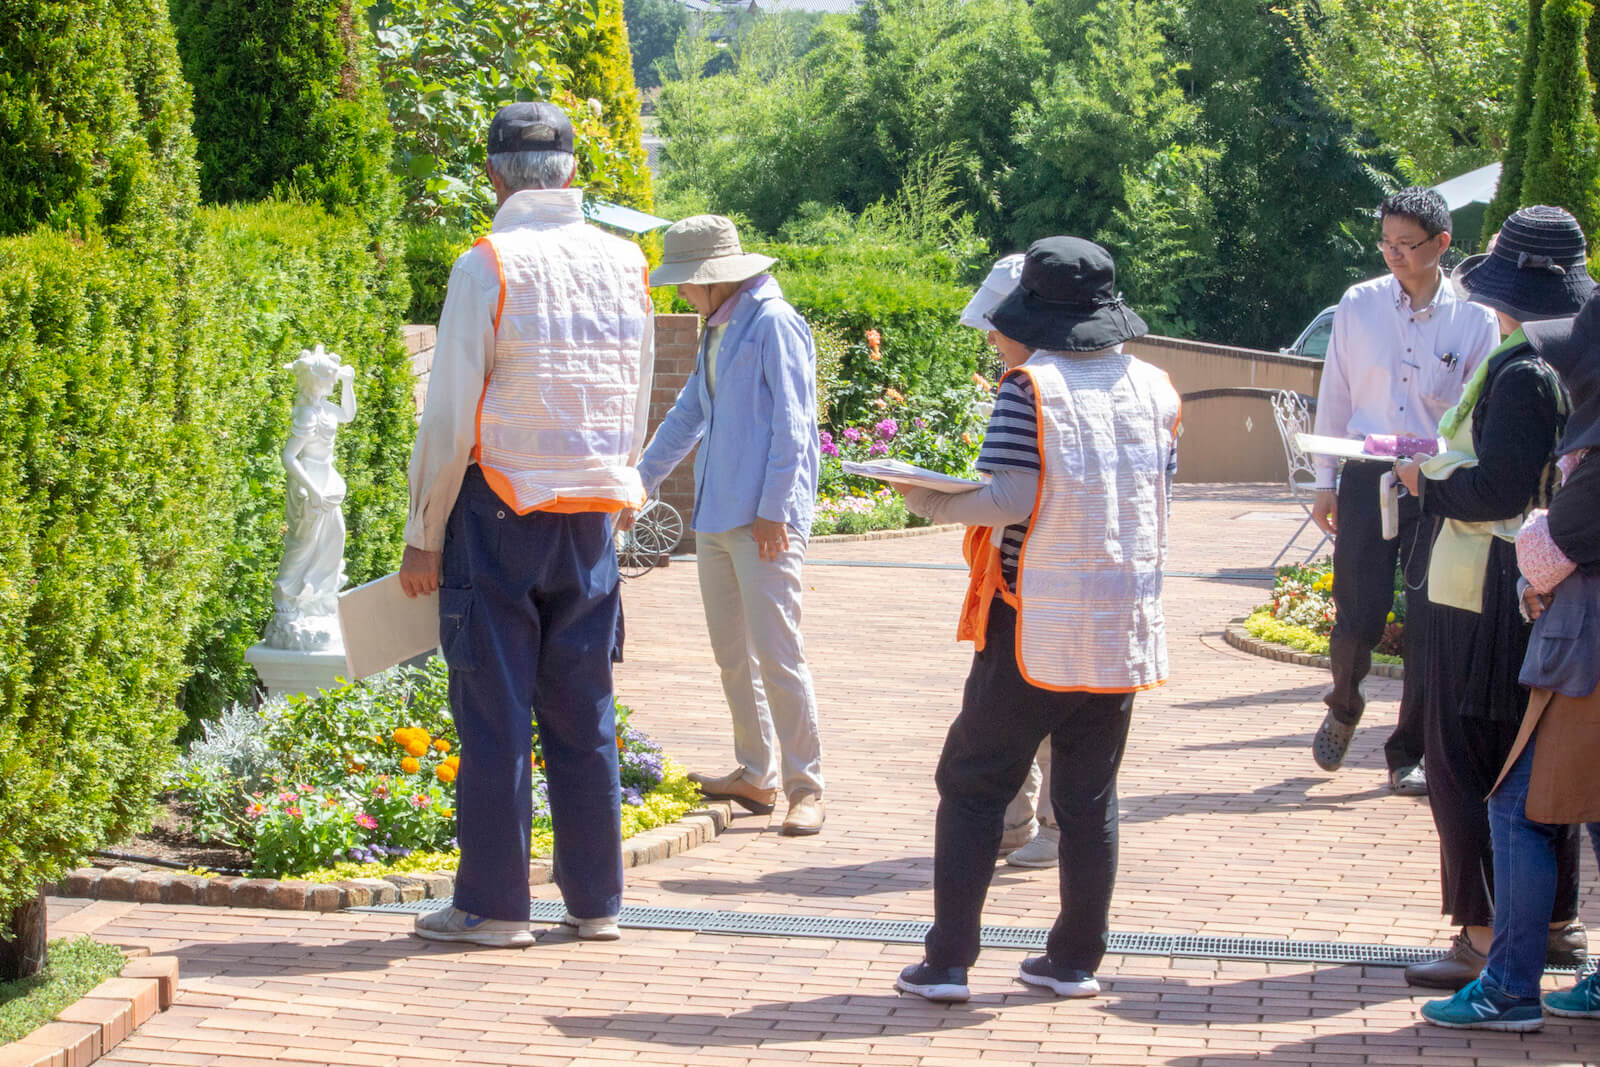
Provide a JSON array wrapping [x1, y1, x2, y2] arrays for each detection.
[[488, 150, 576, 192]]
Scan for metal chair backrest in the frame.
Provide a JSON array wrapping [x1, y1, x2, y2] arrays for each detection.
[[1271, 390, 1318, 489]]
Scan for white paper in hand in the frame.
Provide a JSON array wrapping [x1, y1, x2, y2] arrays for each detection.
[[338, 573, 439, 680], [841, 459, 985, 492]]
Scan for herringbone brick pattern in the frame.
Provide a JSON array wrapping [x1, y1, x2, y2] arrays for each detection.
[[52, 485, 1600, 1065]]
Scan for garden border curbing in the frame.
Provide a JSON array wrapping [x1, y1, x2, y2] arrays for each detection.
[[809, 521, 964, 545], [48, 801, 736, 914], [0, 950, 179, 1067], [1224, 619, 1404, 680]]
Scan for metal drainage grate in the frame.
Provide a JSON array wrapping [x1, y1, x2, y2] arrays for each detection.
[[354, 899, 1575, 971]]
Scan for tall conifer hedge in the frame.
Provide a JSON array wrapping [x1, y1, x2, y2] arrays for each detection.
[[1519, 0, 1600, 240], [1484, 0, 1547, 242]]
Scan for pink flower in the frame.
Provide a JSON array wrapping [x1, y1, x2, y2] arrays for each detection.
[[842, 427, 861, 443], [286, 806, 303, 818], [874, 418, 898, 441], [822, 440, 839, 457], [278, 792, 296, 803], [245, 802, 266, 819], [868, 441, 888, 457], [355, 812, 378, 830], [913, 417, 927, 429], [410, 794, 430, 808]]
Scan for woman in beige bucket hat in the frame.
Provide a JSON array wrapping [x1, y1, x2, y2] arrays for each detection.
[[634, 214, 827, 836]]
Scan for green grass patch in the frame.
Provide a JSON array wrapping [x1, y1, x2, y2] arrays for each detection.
[[0, 938, 125, 1044], [1244, 611, 1401, 665], [298, 764, 705, 884]]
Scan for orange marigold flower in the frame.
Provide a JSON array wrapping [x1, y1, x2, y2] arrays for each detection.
[[961, 432, 974, 445], [864, 328, 881, 353], [435, 764, 457, 784], [403, 739, 430, 758], [445, 755, 460, 769], [401, 756, 421, 775], [433, 739, 451, 753], [885, 388, 904, 403]]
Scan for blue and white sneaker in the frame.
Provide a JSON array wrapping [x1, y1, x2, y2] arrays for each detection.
[[1421, 977, 1543, 1032], [895, 961, 970, 1002], [1017, 956, 1100, 997], [1543, 970, 1600, 1019], [414, 905, 534, 947]]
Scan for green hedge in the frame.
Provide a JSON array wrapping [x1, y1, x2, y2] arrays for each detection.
[[0, 231, 214, 918], [0, 202, 413, 916], [180, 201, 415, 717]]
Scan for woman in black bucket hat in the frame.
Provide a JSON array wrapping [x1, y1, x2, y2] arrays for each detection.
[[1393, 205, 1590, 1010]]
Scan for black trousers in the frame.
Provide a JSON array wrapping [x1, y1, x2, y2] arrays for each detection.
[[925, 598, 1135, 972], [1326, 461, 1429, 770]]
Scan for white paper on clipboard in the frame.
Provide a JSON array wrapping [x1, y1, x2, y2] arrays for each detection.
[[337, 573, 438, 680], [842, 459, 986, 492], [1295, 433, 1394, 462]]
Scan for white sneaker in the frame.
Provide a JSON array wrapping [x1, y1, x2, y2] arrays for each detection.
[[413, 905, 534, 947], [562, 911, 622, 940], [1006, 825, 1060, 868]]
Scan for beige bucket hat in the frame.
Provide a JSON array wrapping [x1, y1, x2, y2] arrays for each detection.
[[649, 214, 777, 286]]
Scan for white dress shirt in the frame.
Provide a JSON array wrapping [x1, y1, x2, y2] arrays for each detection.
[[1311, 272, 1499, 488], [404, 188, 655, 551]]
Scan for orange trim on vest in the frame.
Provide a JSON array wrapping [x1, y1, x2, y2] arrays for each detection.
[[474, 237, 507, 333]]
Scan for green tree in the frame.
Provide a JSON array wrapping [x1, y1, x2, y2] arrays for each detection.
[[1518, 0, 1600, 237], [623, 0, 689, 88], [1484, 0, 1547, 240], [171, 0, 399, 222], [1282, 0, 1523, 184]]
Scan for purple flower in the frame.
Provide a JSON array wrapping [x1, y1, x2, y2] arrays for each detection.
[[842, 427, 862, 442], [874, 418, 898, 441], [622, 786, 644, 807], [913, 417, 927, 429], [868, 440, 888, 457], [821, 440, 839, 457], [819, 430, 833, 447]]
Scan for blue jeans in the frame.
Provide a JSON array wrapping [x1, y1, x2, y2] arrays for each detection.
[[1484, 736, 1600, 999], [441, 466, 624, 922]]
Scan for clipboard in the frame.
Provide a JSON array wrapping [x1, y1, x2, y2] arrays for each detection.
[[337, 573, 439, 680], [841, 459, 986, 492], [1295, 433, 1393, 462]]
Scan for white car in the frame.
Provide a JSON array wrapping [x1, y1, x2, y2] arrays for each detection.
[[1281, 306, 1336, 359]]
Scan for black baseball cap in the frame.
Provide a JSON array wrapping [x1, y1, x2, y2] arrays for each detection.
[[487, 102, 574, 155]]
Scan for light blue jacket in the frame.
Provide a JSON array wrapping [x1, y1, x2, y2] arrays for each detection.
[[636, 275, 819, 537]]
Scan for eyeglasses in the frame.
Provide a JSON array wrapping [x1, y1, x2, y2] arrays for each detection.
[[1376, 233, 1440, 256]]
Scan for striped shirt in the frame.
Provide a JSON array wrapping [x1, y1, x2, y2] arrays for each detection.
[[976, 375, 1040, 583]]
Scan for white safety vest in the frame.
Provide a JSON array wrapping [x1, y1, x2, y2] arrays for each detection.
[[1010, 352, 1181, 691], [473, 224, 652, 514]]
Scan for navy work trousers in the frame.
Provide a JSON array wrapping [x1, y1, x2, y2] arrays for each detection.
[[925, 598, 1136, 973], [440, 465, 624, 922]]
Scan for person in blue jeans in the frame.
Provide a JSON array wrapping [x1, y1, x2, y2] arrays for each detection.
[[1421, 274, 1600, 1031]]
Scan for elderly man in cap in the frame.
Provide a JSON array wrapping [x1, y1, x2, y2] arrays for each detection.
[[401, 101, 654, 946], [890, 237, 1179, 1003], [631, 215, 825, 836]]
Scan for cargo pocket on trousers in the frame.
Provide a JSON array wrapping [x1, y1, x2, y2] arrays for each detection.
[[437, 586, 478, 672]]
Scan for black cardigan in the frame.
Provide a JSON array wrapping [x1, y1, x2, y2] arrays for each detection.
[[1550, 448, 1600, 571]]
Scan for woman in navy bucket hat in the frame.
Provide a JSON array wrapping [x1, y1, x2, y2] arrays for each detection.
[[1396, 205, 1592, 1008]]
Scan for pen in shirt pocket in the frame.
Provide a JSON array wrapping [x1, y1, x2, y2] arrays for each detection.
[[1436, 350, 1460, 370]]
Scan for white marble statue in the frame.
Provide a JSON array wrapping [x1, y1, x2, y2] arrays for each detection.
[[263, 344, 357, 652]]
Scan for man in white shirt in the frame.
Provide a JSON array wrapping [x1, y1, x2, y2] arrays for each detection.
[[1309, 187, 1499, 791], [399, 102, 654, 947]]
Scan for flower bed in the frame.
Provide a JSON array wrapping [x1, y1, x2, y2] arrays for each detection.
[[169, 661, 698, 880], [812, 487, 922, 537], [1244, 557, 1404, 662]]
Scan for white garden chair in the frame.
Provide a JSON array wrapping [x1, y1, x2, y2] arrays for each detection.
[[1270, 389, 1331, 567]]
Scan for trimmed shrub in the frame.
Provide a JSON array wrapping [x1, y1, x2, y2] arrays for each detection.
[[1519, 0, 1600, 240], [567, 0, 655, 209], [0, 0, 200, 248], [0, 232, 215, 922], [1485, 0, 1547, 242], [180, 201, 415, 718], [403, 222, 473, 324], [171, 0, 399, 224]]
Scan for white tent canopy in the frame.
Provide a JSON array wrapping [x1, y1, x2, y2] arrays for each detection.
[[1432, 162, 1502, 211]]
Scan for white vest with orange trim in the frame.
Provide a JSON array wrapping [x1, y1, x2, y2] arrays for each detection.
[[472, 219, 652, 515], [958, 351, 1180, 693]]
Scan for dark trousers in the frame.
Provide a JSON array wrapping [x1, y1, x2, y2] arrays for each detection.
[[1424, 703, 1581, 927], [925, 599, 1135, 972], [441, 465, 624, 922], [1326, 461, 1429, 770]]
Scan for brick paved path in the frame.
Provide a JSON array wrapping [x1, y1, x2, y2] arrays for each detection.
[[51, 485, 1599, 1065]]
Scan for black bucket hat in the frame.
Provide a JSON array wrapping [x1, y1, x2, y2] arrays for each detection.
[[1455, 204, 1595, 322], [1524, 291, 1600, 455], [986, 237, 1148, 352]]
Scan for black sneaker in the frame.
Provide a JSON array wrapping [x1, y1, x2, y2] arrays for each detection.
[[895, 961, 970, 1002], [1018, 956, 1101, 997]]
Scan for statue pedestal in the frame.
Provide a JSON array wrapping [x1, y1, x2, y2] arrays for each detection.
[[245, 642, 351, 700]]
